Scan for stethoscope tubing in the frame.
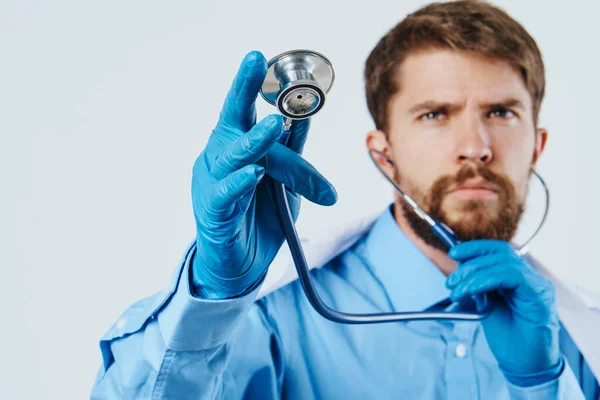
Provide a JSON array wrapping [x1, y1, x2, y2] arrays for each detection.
[[270, 177, 493, 323]]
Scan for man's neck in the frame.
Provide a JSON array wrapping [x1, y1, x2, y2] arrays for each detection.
[[392, 201, 458, 277]]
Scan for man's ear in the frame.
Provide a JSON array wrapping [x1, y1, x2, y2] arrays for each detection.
[[532, 127, 548, 166], [366, 130, 395, 177]]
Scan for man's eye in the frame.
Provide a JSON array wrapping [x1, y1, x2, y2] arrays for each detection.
[[422, 111, 446, 120], [488, 108, 515, 118]]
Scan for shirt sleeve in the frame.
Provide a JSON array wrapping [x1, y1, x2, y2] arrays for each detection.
[[90, 242, 284, 399], [506, 357, 586, 400]]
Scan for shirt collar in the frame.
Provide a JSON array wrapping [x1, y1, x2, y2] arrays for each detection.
[[362, 204, 451, 312]]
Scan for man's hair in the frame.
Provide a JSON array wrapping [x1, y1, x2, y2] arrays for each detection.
[[364, 0, 545, 131]]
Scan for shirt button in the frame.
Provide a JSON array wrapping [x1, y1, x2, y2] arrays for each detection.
[[454, 343, 467, 358], [116, 317, 126, 329]]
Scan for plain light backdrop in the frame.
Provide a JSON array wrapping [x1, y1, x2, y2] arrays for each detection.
[[2, 0, 599, 398]]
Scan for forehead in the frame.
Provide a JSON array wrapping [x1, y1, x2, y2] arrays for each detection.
[[393, 49, 532, 108]]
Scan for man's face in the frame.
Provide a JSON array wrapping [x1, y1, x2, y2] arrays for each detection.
[[370, 49, 547, 250]]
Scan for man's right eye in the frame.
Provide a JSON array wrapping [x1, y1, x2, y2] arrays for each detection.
[[421, 111, 446, 121]]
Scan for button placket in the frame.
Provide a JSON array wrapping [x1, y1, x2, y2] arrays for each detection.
[[443, 322, 480, 400]]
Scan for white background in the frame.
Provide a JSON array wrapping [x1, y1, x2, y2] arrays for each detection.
[[2, 0, 599, 398]]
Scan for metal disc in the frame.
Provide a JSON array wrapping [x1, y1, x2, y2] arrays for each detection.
[[277, 83, 325, 119], [260, 49, 335, 106]]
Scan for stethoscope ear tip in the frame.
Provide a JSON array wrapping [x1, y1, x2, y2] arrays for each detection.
[[369, 148, 394, 164]]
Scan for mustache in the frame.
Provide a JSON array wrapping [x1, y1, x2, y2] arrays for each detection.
[[435, 164, 512, 195]]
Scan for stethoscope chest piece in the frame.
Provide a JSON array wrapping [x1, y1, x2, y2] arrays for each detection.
[[260, 50, 335, 120]]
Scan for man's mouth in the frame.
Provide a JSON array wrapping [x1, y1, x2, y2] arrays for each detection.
[[446, 179, 499, 201]]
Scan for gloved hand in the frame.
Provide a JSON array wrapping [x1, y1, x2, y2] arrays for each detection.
[[191, 51, 337, 299], [446, 240, 562, 386]]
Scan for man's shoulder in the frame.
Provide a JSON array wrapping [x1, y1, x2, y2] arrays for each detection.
[[257, 211, 381, 300], [257, 245, 361, 309]]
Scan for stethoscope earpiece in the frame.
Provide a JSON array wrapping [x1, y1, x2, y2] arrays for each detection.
[[370, 148, 393, 164]]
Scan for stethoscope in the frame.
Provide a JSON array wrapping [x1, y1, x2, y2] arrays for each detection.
[[259, 49, 550, 324]]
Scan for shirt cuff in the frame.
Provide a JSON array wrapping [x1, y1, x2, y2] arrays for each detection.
[[506, 357, 585, 400], [503, 357, 564, 387], [157, 243, 263, 352]]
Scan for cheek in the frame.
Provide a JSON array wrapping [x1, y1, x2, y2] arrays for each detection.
[[390, 134, 449, 189], [391, 146, 439, 195], [492, 136, 535, 197]]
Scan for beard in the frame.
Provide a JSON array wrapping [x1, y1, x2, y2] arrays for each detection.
[[395, 164, 526, 252]]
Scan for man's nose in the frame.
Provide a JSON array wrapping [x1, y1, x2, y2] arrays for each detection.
[[455, 115, 493, 165]]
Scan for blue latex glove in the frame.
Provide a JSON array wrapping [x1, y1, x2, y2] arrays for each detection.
[[446, 240, 562, 386], [191, 51, 337, 299]]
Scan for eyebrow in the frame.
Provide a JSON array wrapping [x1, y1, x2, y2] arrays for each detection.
[[407, 98, 527, 115], [408, 101, 459, 115], [479, 98, 526, 111]]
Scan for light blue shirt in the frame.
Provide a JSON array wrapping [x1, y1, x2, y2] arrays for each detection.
[[91, 206, 589, 399]]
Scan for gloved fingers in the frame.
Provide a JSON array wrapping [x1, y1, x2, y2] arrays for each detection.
[[265, 144, 338, 206], [210, 114, 282, 180], [449, 268, 523, 303], [207, 164, 265, 217], [236, 184, 256, 215], [286, 118, 311, 154], [446, 253, 514, 288], [449, 240, 515, 262], [218, 51, 268, 132]]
